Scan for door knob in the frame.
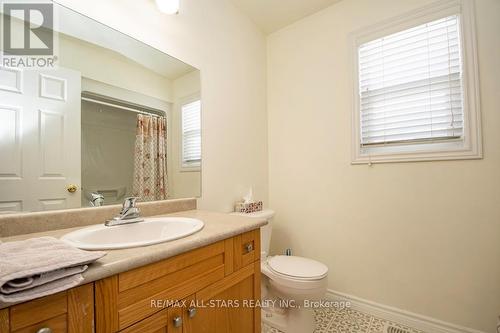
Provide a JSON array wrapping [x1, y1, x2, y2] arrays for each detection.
[[66, 184, 78, 193]]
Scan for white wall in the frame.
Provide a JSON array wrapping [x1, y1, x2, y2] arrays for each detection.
[[267, 0, 500, 332], [56, 0, 268, 212]]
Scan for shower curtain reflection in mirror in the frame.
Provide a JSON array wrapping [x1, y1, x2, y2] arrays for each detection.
[[132, 115, 168, 201]]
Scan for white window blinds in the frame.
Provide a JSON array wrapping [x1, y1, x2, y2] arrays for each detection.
[[358, 15, 464, 147], [181, 99, 201, 166]]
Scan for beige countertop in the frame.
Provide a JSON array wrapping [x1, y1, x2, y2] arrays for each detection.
[[0, 209, 267, 309]]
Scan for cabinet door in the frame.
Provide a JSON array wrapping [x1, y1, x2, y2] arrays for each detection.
[[166, 295, 195, 333], [0, 284, 94, 333], [186, 261, 261, 333]]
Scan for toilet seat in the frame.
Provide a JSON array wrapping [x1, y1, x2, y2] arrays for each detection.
[[261, 256, 328, 291], [267, 255, 328, 281]]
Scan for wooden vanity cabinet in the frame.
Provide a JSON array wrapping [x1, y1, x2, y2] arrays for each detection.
[[95, 229, 261, 333], [0, 229, 261, 333]]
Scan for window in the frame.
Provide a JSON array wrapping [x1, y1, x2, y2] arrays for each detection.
[[181, 99, 201, 168], [352, 0, 481, 163]]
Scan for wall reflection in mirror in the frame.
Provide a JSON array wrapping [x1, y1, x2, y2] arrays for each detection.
[[0, 4, 201, 213]]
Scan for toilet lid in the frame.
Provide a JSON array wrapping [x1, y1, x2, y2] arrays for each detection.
[[267, 255, 328, 280]]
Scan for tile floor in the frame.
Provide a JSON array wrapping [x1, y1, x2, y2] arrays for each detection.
[[262, 307, 424, 333]]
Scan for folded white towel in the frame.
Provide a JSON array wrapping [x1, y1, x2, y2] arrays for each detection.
[[0, 236, 106, 303]]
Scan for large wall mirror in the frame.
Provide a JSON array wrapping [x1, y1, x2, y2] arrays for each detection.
[[0, 3, 201, 213]]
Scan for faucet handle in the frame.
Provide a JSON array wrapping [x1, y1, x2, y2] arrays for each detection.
[[122, 197, 139, 212]]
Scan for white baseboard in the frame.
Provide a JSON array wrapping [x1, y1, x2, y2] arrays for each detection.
[[325, 289, 486, 333]]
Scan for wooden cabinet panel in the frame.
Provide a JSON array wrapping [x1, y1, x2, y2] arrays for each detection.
[[0, 283, 94, 333], [10, 292, 67, 331], [68, 284, 95, 333], [119, 241, 225, 292], [188, 261, 261, 333], [0, 309, 10, 332], [224, 238, 234, 276], [95, 276, 119, 333], [118, 255, 224, 309], [13, 314, 67, 333], [234, 229, 260, 271], [167, 302, 184, 333], [119, 309, 168, 333], [118, 266, 224, 330]]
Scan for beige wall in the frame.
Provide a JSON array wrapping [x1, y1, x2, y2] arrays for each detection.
[[81, 101, 137, 206], [59, 34, 174, 102], [57, 0, 268, 212], [170, 71, 202, 198], [267, 0, 500, 332]]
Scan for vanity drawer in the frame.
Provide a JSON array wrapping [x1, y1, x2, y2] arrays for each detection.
[[96, 240, 230, 332], [1, 284, 94, 333], [119, 309, 168, 333], [233, 229, 260, 271], [118, 294, 193, 333], [13, 314, 67, 333], [10, 292, 67, 331]]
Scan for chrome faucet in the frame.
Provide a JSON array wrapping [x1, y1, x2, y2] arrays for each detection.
[[105, 197, 144, 227], [90, 192, 104, 207]]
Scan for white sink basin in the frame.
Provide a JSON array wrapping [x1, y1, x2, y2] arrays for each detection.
[[61, 217, 204, 250]]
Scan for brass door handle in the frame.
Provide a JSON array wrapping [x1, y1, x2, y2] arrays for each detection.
[[67, 184, 78, 193]]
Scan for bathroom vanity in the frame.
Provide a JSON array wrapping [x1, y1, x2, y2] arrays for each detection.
[[0, 205, 265, 333], [0, 1, 266, 331]]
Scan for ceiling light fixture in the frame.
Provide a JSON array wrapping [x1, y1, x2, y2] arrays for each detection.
[[155, 0, 180, 15]]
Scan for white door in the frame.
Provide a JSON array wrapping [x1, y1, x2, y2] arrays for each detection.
[[0, 66, 81, 213]]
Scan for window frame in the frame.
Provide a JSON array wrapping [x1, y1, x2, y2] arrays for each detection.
[[350, 0, 482, 164], [179, 94, 202, 172]]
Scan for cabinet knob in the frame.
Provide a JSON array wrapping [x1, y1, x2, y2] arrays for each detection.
[[244, 243, 253, 253], [37, 328, 52, 333], [187, 306, 197, 318], [173, 315, 183, 328]]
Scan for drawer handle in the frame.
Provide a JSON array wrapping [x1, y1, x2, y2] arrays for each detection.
[[244, 243, 253, 253], [37, 328, 52, 333], [187, 306, 197, 318], [173, 315, 183, 328]]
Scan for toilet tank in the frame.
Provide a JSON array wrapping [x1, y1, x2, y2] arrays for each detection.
[[231, 209, 275, 259]]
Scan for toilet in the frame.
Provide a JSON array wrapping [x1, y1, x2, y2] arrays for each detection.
[[232, 209, 328, 333]]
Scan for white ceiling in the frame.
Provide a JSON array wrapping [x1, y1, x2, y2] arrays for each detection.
[[230, 0, 342, 34]]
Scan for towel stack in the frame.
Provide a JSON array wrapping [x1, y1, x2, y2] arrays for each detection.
[[0, 237, 106, 304]]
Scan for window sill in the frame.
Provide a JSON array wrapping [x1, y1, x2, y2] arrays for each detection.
[[180, 165, 201, 172], [351, 145, 482, 164]]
